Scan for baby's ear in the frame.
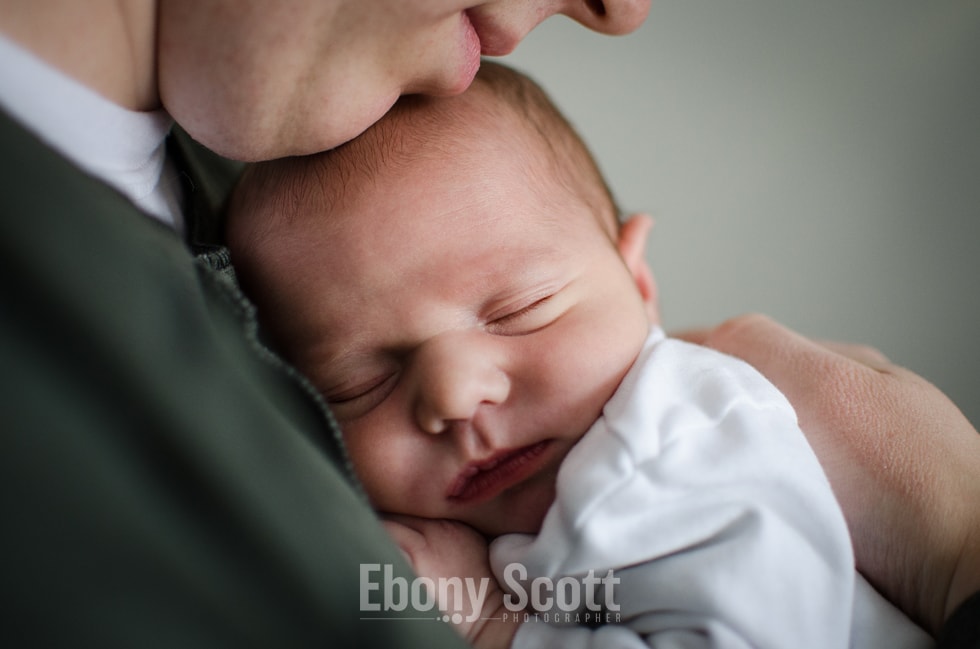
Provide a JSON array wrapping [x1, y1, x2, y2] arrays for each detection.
[[617, 213, 659, 321]]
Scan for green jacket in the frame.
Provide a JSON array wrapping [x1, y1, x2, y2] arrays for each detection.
[[0, 111, 466, 648]]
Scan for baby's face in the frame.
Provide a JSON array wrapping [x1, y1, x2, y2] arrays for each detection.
[[270, 130, 652, 537]]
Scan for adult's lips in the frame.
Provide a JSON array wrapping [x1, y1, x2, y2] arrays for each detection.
[[464, 9, 522, 56]]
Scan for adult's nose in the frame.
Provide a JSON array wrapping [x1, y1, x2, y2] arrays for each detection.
[[410, 332, 511, 435], [560, 0, 652, 36], [471, 0, 651, 56]]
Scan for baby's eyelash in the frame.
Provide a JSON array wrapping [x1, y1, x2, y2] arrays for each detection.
[[324, 371, 400, 421], [490, 295, 553, 325], [326, 373, 393, 404]]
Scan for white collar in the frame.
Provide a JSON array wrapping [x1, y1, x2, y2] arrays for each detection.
[[0, 34, 183, 233]]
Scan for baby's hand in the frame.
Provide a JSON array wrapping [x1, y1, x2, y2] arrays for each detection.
[[383, 516, 521, 649]]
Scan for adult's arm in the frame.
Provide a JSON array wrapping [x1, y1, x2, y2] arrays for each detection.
[[675, 314, 980, 637]]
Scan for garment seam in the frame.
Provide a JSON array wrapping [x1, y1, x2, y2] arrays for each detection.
[[193, 244, 367, 501]]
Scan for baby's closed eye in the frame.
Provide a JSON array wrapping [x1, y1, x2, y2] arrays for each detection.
[[324, 371, 399, 419], [485, 292, 567, 337]]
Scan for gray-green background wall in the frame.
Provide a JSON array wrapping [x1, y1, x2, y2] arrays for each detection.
[[504, 0, 980, 427]]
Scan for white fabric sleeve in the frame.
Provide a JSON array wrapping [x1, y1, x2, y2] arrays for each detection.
[[511, 618, 745, 649]]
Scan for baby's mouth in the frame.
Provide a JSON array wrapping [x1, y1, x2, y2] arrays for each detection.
[[446, 440, 553, 504]]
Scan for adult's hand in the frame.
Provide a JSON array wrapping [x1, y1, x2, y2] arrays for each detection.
[[675, 314, 980, 635]]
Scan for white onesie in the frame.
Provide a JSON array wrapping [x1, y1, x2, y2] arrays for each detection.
[[491, 328, 932, 649]]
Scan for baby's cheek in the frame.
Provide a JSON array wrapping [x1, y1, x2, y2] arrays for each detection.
[[554, 307, 642, 406], [340, 423, 394, 502], [342, 422, 436, 518]]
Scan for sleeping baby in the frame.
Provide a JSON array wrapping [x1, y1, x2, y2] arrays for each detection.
[[225, 61, 932, 649]]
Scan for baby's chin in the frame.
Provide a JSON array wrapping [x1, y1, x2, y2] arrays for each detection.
[[474, 477, 558, 539]]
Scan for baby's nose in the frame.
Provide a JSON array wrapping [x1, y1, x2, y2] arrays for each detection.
[[410, 332, 510, 434]]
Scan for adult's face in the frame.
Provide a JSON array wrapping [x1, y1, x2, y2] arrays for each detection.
[[156, 0, 650, 161]]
